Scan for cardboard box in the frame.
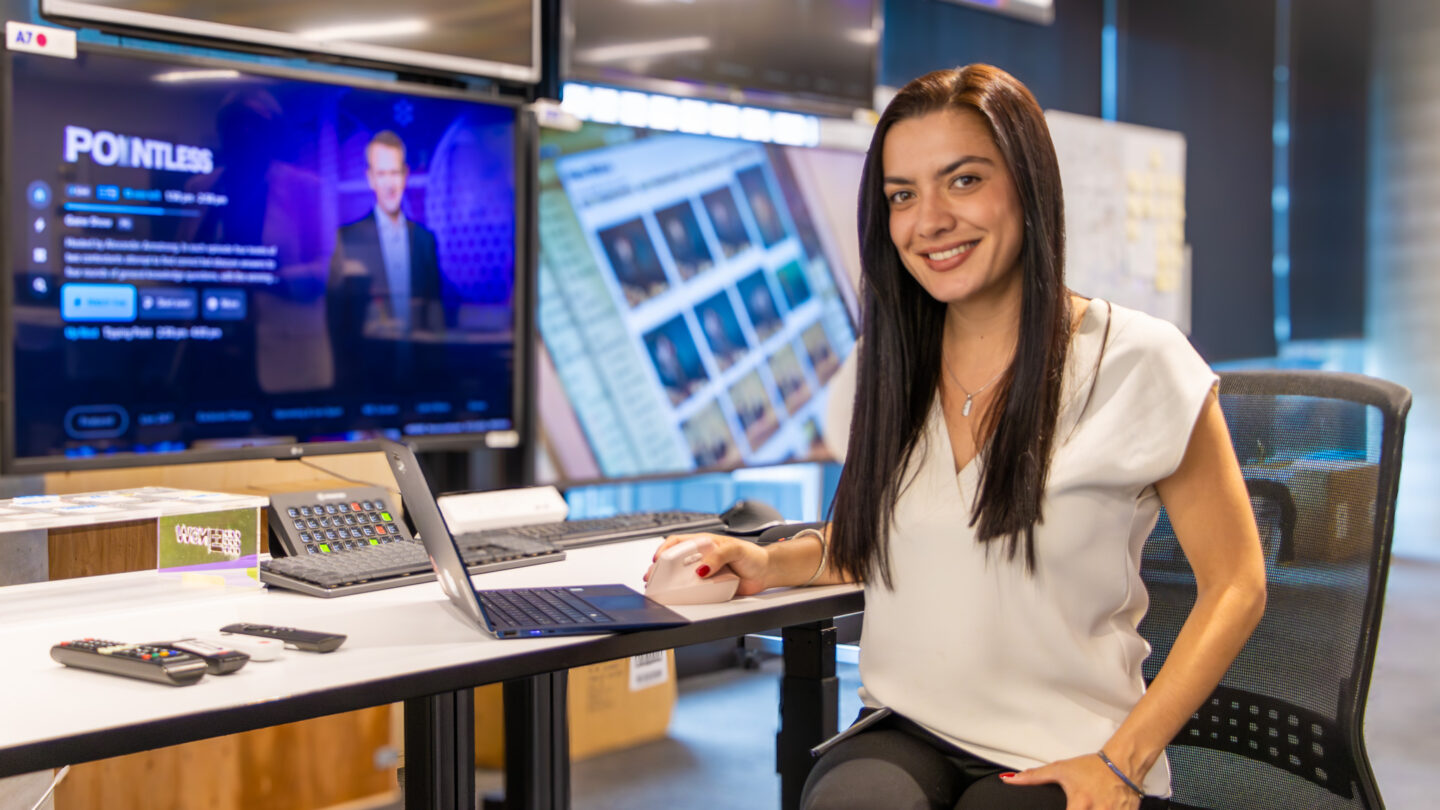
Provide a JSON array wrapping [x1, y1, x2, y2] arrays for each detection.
[[1250, 459, 1378, 563], [475, 650, 677, 767]]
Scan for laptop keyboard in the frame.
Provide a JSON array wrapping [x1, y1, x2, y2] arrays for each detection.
[[478, 588, 615, 627]]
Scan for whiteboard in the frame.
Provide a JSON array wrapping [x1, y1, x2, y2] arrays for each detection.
[[1045, 110, 1190, 332]]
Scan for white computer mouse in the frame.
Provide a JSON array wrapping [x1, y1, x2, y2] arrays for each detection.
[[645, 538, 741, 605]]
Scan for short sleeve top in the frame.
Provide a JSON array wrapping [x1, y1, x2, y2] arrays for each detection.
[[855, 300, 1217, 797]]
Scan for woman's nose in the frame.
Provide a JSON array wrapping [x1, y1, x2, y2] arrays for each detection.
[[915, 195, 955, 239]]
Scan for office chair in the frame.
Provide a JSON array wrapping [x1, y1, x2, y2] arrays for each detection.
[[1138, 370, 1410, 810]]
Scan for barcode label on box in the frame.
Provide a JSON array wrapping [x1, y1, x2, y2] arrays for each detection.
[[629, 651, 668, 691]]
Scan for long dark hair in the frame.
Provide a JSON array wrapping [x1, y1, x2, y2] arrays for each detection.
[[828, 65, 1069, 586]]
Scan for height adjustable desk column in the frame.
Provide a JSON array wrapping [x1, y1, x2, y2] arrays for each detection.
[[464, 536, 863, 810]]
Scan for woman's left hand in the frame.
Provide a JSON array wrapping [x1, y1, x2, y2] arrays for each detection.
[[1000, 754, 1142, 810]]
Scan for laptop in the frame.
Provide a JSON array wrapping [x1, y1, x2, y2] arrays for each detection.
[[380, 440, 689, 638]]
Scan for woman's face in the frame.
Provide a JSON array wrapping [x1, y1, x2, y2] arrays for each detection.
[[881, 107, 1024, 308]]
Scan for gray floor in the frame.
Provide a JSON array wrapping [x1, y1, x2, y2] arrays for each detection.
[[470, 556, 1438, 809], [1361, 556, 1440, 809]]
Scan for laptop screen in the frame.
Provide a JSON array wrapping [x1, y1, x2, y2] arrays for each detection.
[[379, 440, 489, 625]]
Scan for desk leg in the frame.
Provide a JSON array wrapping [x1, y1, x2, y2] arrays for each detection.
[[403, 689, 476, 810], [491, 673, 570, 810], [776, 620, 838, 810]]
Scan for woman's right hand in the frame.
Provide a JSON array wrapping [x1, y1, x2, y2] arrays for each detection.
[[646, 533, 772, 596]]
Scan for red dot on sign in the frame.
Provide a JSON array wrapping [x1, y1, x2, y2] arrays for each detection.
[[37, 33, 47, 47]]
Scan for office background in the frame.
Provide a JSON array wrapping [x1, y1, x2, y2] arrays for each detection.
[[1, 0, 1437, 807], [6, 0, 1433, 557]]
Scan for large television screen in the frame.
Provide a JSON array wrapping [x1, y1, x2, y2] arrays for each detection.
[[4, 48, 523, 472], [42, 0, 539, 83], [536, 122, 863, 483], [567, 0, 879, 115]]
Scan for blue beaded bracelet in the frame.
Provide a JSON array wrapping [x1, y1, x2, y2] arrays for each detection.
[[1096, 750, 1146, 798]]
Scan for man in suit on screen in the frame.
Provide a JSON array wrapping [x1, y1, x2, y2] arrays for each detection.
[[327, 130, 449, 389], [328, 130, 446, 341]]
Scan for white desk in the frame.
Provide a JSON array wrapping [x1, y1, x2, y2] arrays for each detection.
[[0, 539, 864, 809]]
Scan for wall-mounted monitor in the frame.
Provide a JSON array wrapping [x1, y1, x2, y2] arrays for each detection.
[[3, 47, 526, 472], [535, 121, 864, 484], [41, 0, 540, 84], [566, 0, 880, 116]]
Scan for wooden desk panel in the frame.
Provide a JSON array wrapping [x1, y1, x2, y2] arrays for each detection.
[[48, 520, 156, 581], [55, 710, 398, 810]]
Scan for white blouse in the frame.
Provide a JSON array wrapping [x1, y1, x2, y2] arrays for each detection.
[[854, 300, 1217, 797]]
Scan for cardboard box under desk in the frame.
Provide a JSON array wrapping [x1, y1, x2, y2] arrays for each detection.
[[474, 650, 677, 767], [1248, 458, 1378, 564]]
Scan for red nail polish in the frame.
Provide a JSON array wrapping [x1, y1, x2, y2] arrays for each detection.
[[696, 565, 711, 578], [999, 772, 1017, 779]]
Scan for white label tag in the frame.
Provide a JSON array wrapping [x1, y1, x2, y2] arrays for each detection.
[[485, 430, 520, 448], [6, 22, 77, 59], [628, 651, 668, 691]]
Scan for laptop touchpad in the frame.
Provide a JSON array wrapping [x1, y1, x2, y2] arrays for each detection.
[[583, 593, 651, 614]]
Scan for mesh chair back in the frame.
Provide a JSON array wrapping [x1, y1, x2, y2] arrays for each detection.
[[1138, 371, 1410, 810]]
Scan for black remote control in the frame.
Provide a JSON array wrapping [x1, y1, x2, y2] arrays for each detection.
[[51, 639, 208, 686], [158, 639, 251, 675], [219, 623, 347, 653]]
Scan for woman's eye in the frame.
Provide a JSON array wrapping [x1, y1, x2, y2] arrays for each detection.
[[951, 174, 980, 188], [887, 189, 913, 205]]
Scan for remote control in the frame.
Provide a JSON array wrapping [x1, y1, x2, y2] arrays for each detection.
[[159, 639, 251, 675], [219, 623, 347, 653], [218, 634, 284, 661], [51, 639, 208, 686]]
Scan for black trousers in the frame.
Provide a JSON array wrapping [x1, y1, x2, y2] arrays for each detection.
[[800, 709, 1172, 810]]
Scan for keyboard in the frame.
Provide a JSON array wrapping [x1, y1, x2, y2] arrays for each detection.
[[458, 510, 726, 550], [478, 588, 616, 629], [260, 536, 564, 598]]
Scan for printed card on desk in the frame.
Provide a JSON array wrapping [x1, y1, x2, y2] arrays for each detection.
[[157, 505, 263, 588]]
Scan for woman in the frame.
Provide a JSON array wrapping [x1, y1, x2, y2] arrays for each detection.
[[650, 65, 1266, 810]]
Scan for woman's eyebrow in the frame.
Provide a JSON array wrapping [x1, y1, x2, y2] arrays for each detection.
[[883, 155, 995, 186]]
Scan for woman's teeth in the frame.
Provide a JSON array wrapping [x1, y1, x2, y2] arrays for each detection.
[[927, 242, 976, 261]]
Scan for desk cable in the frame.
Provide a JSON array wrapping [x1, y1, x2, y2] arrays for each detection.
[[294, 457, 398, 496], [29, 764, 70, 810]]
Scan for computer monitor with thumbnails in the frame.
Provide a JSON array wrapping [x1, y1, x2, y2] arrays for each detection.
[[534, 120, 864, 486]]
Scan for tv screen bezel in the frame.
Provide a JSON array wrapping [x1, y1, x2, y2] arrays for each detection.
[[561, 0, 882, 118], [40, 0, 542, 86], [1, 44, 536, 474], [939, 0, 1055, 25]]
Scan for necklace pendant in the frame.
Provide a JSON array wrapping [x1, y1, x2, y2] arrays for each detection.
[[962, 395, 973, 417]]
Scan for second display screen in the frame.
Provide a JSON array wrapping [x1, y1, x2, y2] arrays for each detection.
[[537, 123, 862, 482]]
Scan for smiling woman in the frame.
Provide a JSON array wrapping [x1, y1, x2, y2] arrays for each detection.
[[647, 64, 1265, 810], [839, 64, 1071, 578], [807, 64, 1261, 810]]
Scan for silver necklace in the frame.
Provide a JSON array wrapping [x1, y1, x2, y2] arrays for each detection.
[[943, 356, 1007, 417]]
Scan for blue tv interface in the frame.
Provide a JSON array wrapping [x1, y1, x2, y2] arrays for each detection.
[[5, 49, 520, 467]]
